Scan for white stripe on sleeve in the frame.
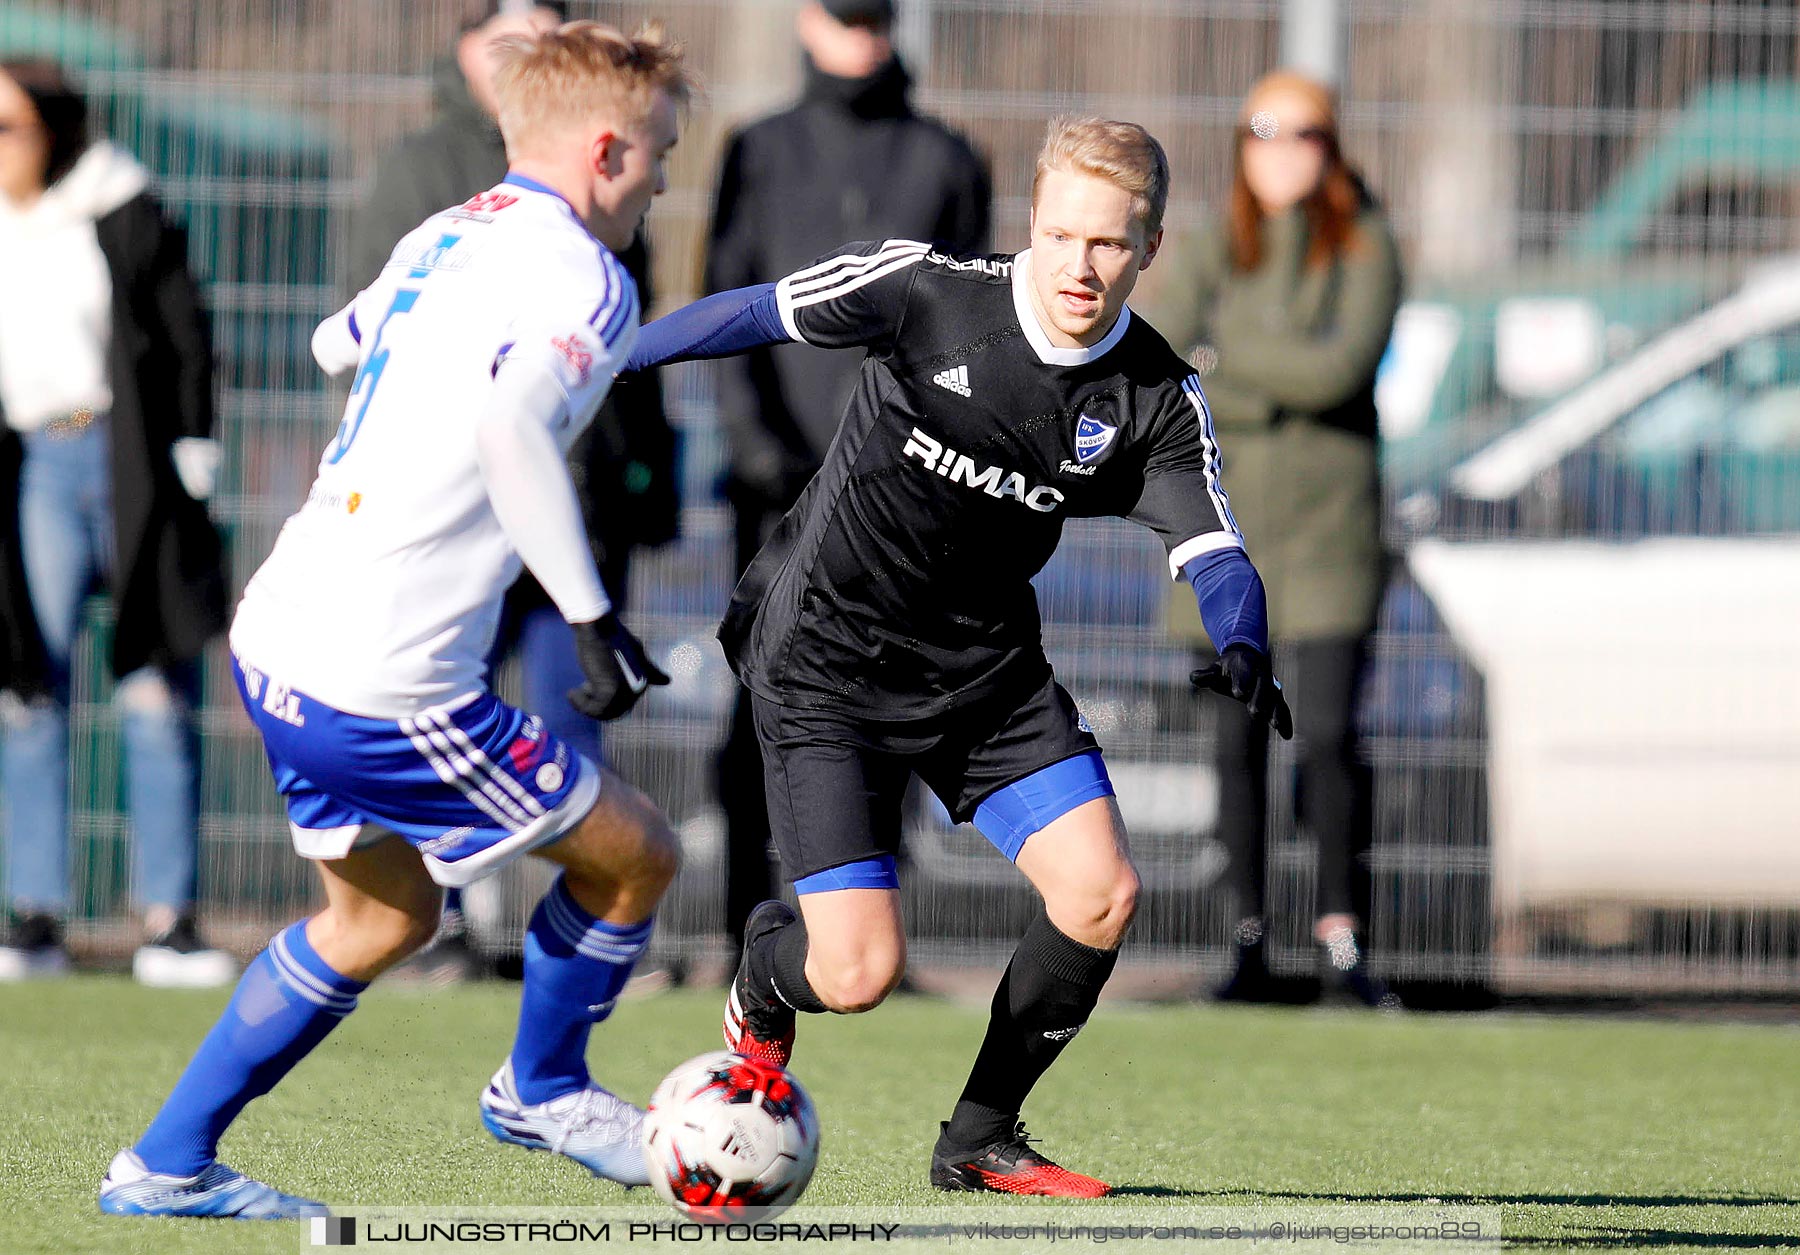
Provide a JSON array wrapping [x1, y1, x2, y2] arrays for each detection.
[[774, 241, 929, 344], [1168, 530, 1245, 579], [1182, 375, 1240, 538]]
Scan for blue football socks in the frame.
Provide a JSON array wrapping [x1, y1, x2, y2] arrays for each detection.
[[133, 921, 367, 1177], [510, 875, 652, 1106]]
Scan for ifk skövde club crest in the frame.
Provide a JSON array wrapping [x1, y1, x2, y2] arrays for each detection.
[[1074, 412, 1119, 464]]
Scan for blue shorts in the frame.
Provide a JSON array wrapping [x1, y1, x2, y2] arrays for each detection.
[[233, 656, 600, 887]]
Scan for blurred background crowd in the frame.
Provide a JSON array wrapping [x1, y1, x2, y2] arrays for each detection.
[[1, 0, 1796, 1007]]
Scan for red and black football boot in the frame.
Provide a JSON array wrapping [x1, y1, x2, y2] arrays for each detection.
[[929, 1120, 1111, 1198], [722, 900, 797, 1066]]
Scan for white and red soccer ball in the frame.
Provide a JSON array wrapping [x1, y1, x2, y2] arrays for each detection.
[[642, 1051, 820, 1221]]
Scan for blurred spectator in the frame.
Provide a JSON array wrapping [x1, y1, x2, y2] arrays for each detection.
[[705, 0, 991, 963], [0, 60, 233, 987], [346, 1, 561, 295], [345, 1, 679, 982], [1138, 70, 1401, 1007]]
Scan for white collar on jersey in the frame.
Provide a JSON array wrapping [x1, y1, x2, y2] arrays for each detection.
[[501, 171, 602, 243], [1010, 248, 1133, 366]]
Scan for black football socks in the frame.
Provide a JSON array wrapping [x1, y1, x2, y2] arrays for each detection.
[[749, 914, 829, 1014], [944, 911, 1119, 1149]]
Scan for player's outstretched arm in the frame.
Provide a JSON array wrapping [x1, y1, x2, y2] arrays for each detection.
[[626, 240, 926, 376], [622, 283, 791, 373], [1184, 548, 1293, 739], [474, 359, 667, 720]]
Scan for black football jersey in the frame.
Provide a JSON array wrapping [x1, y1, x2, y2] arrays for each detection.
[[720, 239, 1244, 720]]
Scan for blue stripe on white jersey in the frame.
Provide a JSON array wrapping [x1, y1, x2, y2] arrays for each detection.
[[588, 253, 637, 348], [586, 255, 618, 328], [600, 282, 637, 347]]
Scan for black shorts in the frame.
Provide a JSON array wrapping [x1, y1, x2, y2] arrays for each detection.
[[751, 671, 1101, 884]]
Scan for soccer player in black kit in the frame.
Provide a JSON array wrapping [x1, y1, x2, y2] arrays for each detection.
[[625, 116, 1291, 1196]]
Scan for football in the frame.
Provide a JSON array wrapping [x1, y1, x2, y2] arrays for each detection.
[[642, 1051, 820, 1220]]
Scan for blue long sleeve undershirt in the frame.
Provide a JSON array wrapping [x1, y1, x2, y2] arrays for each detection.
[[1182, 547, 1270, 655], [624, 283, 791, 373]]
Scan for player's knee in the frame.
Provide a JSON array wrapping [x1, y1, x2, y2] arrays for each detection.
[[1053, 864, 1139, 948], [1110, 865, 1142, 931], [630, 823, 681, 901], [1094, 865, 1140, 939], [608, 807, 681, 900], [811, 948, 904, 1013], [320, 897, 442, 973], [571, 780, 680, 885], [371, 906, 441, 965], [815, 967, 897, 1014]]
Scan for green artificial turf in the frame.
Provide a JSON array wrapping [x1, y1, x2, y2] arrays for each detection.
[[1, 979, 1794, 1253]]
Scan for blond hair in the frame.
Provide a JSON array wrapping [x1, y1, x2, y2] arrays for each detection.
[[492, 20, 692, 155], [1032, 116, 1170, 239]]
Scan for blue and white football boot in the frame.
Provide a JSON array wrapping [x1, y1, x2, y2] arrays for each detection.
[[479, 1060, 649, 1186], [98, 1149, 328, 1219]]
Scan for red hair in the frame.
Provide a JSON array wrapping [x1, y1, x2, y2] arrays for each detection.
[[1228, 69, 1368, 272]]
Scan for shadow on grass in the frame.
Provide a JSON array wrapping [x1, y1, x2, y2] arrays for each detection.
[[1107, 1186, 1225, 1199]]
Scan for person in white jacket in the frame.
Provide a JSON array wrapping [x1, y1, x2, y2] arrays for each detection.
[[0, 59, 232, 988]]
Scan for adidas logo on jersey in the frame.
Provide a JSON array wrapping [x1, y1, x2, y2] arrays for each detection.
[[932, 365, 972, 396]]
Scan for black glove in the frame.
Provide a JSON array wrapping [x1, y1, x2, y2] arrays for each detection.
[[1191, 643, 1294, 740], [568, 613, 670, 721]]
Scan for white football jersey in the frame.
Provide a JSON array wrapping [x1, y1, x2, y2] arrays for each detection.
[[231, 175, 637, 718]]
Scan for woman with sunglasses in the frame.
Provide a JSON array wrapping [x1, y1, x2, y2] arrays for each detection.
[[0, 61, 231, 986], [1140, 69, 1402, 1007]]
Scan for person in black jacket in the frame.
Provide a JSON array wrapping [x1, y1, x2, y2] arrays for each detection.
[[0, 61, 232, 986], [706, 0, 991, 961], [344, 2, 679, 980]]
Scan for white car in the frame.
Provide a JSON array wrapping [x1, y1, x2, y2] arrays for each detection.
[[1413, 263, 1800, 984]]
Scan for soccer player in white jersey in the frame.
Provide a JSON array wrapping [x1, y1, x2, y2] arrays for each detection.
[[97, 22, 691, 1221]]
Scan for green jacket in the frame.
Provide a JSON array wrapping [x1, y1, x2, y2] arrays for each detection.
[[1139, 204, 1401, 644], [346, 56, 505, 297]]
